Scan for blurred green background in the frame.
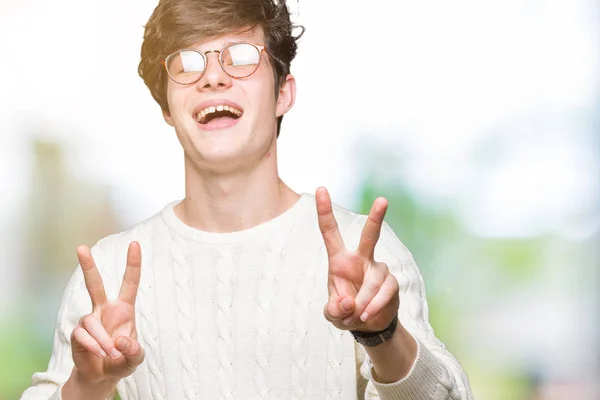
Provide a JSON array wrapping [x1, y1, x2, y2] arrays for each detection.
[[1, 0, 599, 398]]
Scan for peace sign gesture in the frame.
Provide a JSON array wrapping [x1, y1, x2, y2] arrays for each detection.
[[316, 187, 400, 333], [67, 242, 145, 391]]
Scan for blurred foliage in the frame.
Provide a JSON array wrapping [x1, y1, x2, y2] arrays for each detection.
[[1, 138, 122, 398], [356, 167, 584, 399], [0, 319, 51, 399]]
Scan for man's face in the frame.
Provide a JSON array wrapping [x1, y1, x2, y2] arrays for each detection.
[[163, 26, 295, 173]]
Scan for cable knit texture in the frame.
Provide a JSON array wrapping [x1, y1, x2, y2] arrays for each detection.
[[170, 228, 197, 399], [20, 193, 473, 400]]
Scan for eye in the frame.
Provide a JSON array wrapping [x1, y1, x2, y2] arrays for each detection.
[[224, 43, 260, 67], [180, 51, 205, 72], [165, 50, 206, 84], [169, 50, 205, 73]]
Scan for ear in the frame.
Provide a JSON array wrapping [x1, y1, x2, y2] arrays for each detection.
[[276, 74, 296, 117], [162, 108, 174, 127]]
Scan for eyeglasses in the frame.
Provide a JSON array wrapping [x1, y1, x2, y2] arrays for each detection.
[[162, 42, 269, 85]]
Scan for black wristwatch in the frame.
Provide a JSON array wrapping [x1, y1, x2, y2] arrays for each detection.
[[350, 314, 399, 347]]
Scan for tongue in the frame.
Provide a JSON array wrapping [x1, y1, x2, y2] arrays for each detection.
[[203, 115, 237, 129]]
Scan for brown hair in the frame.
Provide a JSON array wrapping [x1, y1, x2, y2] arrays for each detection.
[[138, 0, 304, 136]]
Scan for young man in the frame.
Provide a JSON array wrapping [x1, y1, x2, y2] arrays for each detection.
[[22, 0, 473, 399]]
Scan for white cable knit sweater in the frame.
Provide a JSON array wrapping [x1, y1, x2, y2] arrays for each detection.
[[21, 193, 473, 399]]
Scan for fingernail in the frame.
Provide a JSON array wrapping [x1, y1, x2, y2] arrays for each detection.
[[97, 350, 107, 359], [360, 312, 370, 322], [110, 348, 123, 360], [343, 317, 354, 326]]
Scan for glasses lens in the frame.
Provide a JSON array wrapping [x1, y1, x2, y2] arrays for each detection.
[[166, 50, 205, 84], [221, 43, 261, 78]]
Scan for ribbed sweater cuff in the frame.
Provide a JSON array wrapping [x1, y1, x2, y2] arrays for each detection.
[[369, 338, 445, 400]]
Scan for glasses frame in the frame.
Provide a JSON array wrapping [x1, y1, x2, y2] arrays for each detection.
[[162, 42, 270, 85]]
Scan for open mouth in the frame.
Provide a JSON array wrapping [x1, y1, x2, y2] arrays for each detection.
[[195, 105, 243, 125]]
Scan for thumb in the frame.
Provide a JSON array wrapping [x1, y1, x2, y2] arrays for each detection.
[[115, 336, 145, 368], [339, 296, 354, 314]]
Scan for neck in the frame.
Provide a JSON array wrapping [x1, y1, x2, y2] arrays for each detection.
[[174, 151, 299, 233]]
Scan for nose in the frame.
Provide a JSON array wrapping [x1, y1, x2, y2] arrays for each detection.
[[196, 51, 232, 92]]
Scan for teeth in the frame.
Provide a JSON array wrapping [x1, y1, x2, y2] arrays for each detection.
[[195, 104, 243, 122]]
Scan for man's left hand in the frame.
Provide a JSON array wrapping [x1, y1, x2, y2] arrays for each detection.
[[316, 187, 400, 332]]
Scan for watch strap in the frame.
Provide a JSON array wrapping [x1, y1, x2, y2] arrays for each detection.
[[350, 314, 399, 347]]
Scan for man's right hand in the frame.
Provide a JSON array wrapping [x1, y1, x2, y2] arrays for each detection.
[[63, 241, 145, 397]]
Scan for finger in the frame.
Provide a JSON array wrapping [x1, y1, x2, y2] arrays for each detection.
[[80, 314, 123, 360], [315, 187, 345, 257], [352, 261, 388, 319], [357, 197, 388, 259], [77, 245, 108, 309], [115, 336, 145, 370], [359, 273, 399, 323], [323, 295, 355, 322], [71, 326, 107, 359], [118, 241, 142, 305]]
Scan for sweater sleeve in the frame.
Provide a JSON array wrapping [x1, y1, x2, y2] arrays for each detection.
[[355, 221, 473, 400], [20, 240, 117, 400]]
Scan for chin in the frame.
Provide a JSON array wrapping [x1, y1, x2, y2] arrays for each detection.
[[186, 144, 246, 172], [180, 122, 273, 172]]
